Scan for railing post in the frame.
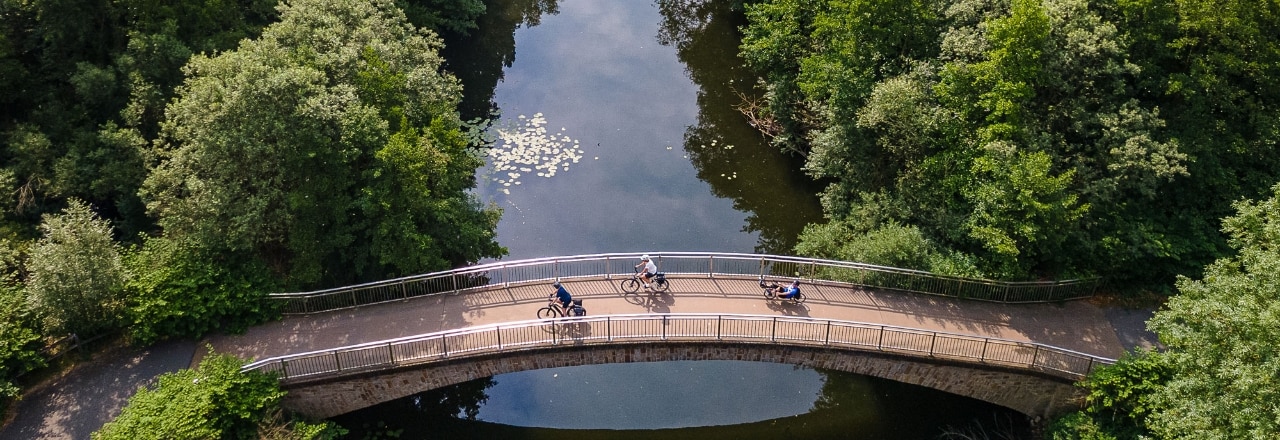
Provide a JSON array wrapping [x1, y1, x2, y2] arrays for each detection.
[[717, 315, 722, 340], [496, 327, 503, 350], [1031, 345, 1041, 368], [771, 317, 778, 343], [662, 315, 668, 341], [708, 255, 714, 279], [607, 316, 612, 342], [877, 326, 885, 350], [281, 360, 290, 381], [451, 273, 459, 294], [401, 282, 408, 300], [386, 342, 395, 365], [981, 338, 989, 362], [929, 332, 937, 356], [1002, 284, 1011, 302], [824, 321, 831, 346], [332, 350, 342, 374], [606, 257, 612, 280], [349, 288, 357, 308], [441, 334, 449, 357]]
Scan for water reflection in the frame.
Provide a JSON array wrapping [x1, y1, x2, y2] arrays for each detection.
[[332, 361, 1031, 439], [440, 0, 562, 119], [655, 0, 826, 254], [445, 0, 822, 259]]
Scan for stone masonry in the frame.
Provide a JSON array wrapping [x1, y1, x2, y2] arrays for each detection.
[[281, 342, 1083, 419]]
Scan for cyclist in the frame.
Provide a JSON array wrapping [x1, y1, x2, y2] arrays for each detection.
[[777, 280, 801, 300], [549, 281, 573, 315], [635, 254, 658, 290]]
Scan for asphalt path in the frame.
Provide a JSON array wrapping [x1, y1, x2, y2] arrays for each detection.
[[0, 339, 196, 440]]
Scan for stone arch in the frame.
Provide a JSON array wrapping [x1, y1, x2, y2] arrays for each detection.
[[280, 342, 1082, 419]]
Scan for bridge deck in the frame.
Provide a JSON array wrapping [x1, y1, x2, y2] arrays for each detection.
[[204, 276, 1129, 364]]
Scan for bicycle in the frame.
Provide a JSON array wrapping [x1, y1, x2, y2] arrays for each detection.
[[537, 298, 586, 319], [620, 269, 669, 293], [760, 277, 805, 304]]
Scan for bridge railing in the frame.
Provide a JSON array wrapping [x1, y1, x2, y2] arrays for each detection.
[[242, 313, 1115, 384], [269, 252, 1101, 314]]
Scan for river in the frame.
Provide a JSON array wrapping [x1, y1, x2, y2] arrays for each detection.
[[331, 1, 1031, 438]]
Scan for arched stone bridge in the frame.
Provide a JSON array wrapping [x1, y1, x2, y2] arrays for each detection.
[[206, 253, 1123, 420]]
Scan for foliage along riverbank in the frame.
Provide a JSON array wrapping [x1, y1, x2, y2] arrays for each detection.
[[0, 0, 506, 430], [740, 0, 1280, 289]]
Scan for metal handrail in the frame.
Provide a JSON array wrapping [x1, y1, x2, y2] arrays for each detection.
[[242, 313, 1115, 384], [268, 252, 1101, 314]]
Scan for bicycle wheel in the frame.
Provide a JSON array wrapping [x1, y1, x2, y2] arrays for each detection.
[[762, 288, 775, 299], [537, 306, 559, 319], [653, 278, 670, 292], [792, 292, 807, 304], [621, 278, 640, 293]]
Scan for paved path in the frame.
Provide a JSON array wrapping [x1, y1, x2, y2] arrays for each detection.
[[2, 277, 1160, 439], [204, 277, 1142, 363], [0, 339, 196, 440]]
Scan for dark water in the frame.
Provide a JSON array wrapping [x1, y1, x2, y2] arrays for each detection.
[[331, 1, 1031, 438], [331, 361, 1030, 439]]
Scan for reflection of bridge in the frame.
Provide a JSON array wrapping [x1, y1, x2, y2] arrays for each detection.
[[208, 253, 1121, 419]]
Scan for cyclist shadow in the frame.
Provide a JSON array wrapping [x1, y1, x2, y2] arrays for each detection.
[[540, 319, 592, 340], [626, 290, 675, 313], [765, 300, 809, 317], [537, 315, 591, 340]]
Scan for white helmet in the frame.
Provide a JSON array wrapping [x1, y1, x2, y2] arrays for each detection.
[[641, 254, 650, 260]]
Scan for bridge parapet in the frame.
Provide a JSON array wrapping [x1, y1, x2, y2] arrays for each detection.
[[269, 252, 1101, 314], [243, 313, 1114, 385]]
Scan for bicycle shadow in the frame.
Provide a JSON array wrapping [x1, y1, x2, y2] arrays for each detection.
[[764, 299, 809, 317], [539, 319, 593, 340], [624, 290, 674, 313]]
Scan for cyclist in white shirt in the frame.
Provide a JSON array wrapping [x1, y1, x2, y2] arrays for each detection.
[[635, 254, 658, 289]]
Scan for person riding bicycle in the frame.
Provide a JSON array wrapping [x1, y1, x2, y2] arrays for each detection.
[[635, 254, 658, 289], [777, 280, 801, 300], [550, 281, 573, 313]]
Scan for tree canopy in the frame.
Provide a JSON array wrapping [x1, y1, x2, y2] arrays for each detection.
[[1143, 183, 1280, 439], [742, 0, 1280, 285]]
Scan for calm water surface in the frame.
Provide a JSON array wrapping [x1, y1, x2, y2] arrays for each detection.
[[454, 0, 823, 259], [336, 1, 1030, 437]]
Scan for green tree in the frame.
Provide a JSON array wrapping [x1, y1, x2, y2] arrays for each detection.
[[23, 199, 126, 336], [142, 0, 504, 287], [1145, 183, 1280, 439]]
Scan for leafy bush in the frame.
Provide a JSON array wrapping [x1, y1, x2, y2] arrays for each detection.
[[1045, 411, 1119, 440], [124, 236, 279, 345], [797, 221, 982, 277], [0, 282, 43, 404], [93, 350, 341, 440], [1046, 349, 1170, 440]]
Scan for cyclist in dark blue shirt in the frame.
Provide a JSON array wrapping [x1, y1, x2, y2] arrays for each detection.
[[550, 281, 573, 313], [778, 280, 801, 299]]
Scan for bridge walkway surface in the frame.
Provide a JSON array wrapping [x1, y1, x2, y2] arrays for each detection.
[[203, 277, 1134, 365]]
